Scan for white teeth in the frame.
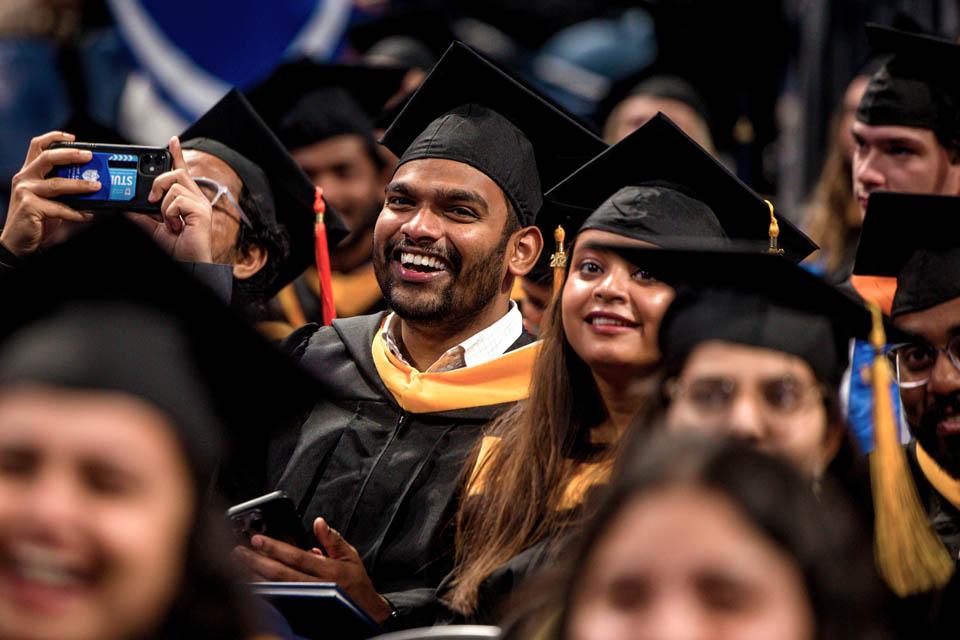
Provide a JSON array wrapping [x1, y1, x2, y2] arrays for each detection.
[[591, 317, 630, 327], [10, 543, 81, 587], [399, 252, 446, 271], [19, 564, 76, 586]]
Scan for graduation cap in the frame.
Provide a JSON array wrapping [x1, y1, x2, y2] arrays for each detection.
[[0, 215, 321, 503], [347, 4, 458, 68], [544, 113, 818, 262], [585, 242, 909, 386], [856, 24, 960, 142], [180, 89, 349, 299], [245, 60, 409, 149], [852, 191, 960, 317], [379, 41, 607, 227]]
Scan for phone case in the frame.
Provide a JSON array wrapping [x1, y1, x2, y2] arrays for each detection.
[[227, 491, 313, 549], [48, 142, 171, 214]]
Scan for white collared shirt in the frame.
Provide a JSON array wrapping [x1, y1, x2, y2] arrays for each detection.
[[382, 301, 523, 373]]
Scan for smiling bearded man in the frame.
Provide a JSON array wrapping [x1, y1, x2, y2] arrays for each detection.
[[230, 42, 606, 632]]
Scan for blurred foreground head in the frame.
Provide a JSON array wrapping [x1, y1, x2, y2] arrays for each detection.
[[0, 216, 317, 640], [505, 434, 883, 640]]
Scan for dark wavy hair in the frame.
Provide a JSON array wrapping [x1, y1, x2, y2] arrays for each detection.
[[231, 186, 291, 314], [502, 432, 887, 640]]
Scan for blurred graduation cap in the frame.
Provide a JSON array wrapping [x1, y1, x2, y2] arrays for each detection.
[[347, 4, 458, 69], [853, 191, 960, 317], [246, 60, 409, 150], [180, 89, 349, 298], [0, 215, 321, 502], [544, 113, 817, 262], [380, 41, 607, 227], [595, 66, 712, 133], [586, 242, 908, 385], [856, 24, 960, 141]]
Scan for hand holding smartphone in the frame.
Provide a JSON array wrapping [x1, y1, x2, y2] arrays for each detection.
[[228, 491, 314, 550], [48, 142, 172, 214]]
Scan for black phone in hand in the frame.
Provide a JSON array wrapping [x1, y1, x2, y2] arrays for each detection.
[[228, 490, 312, 550]]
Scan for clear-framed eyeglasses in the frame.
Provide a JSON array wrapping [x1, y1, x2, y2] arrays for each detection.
[[665, 375, 825, 419], [886, 336, 960, 389], [193, 176, 253, 229]]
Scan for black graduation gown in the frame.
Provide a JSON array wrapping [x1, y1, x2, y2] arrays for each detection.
[[893, 442, 960, 640], [277, 312, 534, 598]]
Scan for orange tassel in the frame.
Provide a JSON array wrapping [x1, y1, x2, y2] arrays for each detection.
[[314, 187, 336, 326]]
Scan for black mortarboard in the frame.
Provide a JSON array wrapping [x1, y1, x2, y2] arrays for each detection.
[[180, 89, 348, 296], [544, 113, 817, 261], [856, 24, 960, 143], [246, 60, 409, 149], [348, 4, 457, 68], [379, 42, 607, 227], [0, 216, 320, 502], [586, 242, 909, 386], [852, 192, 960, 317]]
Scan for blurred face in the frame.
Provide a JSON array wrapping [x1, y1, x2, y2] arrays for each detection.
[[561, 230, 675, 377], [0, 386, 195, 640], [666, 342, 833, 478], [567, 487, 814, 640], [183, 150, 248, 264], [374, 158, 516, 324], [895, 297, 960, 478], [519, 276, 552, 336], [851, 121, 960, 218], [292, 134, 386, 241], [605, 96, 712, 150]]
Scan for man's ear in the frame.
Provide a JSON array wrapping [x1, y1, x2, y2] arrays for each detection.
[[508, 226, 544, 277], [233, 243, 268, 280]]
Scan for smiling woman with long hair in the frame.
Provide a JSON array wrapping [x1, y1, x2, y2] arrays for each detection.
[[441, 113, 817, 621]]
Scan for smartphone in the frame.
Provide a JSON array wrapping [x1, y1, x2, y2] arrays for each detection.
[[228, 491, 312, 550], [48, 142, 171, 214]]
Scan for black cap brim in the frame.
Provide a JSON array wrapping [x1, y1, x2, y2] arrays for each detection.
[[246, 60, 409, 129], [379, 41, 606, 192], [544, 113, 817, 262], [181, 90, 349, 295]]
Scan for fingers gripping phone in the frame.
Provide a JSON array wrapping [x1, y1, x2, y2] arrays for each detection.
[[228, 491, 313, 550], [48, 142, 171, 214]]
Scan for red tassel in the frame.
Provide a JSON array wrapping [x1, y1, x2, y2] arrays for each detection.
[[314, 187, 336, 326]]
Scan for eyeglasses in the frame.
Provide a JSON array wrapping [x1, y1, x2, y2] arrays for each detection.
[[193, 177, 252, 229], [886, 336, 960, 389], [667, 376, 824, 418]]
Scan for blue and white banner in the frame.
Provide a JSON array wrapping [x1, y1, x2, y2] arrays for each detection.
[[105, 0, 354, 141]]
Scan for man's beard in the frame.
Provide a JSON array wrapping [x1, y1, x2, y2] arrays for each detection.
[[374, 233, 508, 327], [912, 394, 960, 479]]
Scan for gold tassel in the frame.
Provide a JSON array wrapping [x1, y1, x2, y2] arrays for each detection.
[[550, 225, 567, 298], [765, 199, 784, 256], [867, 302, 954, 596]]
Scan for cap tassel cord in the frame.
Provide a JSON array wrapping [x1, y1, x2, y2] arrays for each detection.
[[766, 199, 784, 256], [867, 302, 953, 596], [550, 225, 567, 298], [314, 187, 337, 326]]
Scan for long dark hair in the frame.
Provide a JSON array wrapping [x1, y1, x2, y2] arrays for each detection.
[[503, 433, 886, 640], [445, 278, 655, 615]]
